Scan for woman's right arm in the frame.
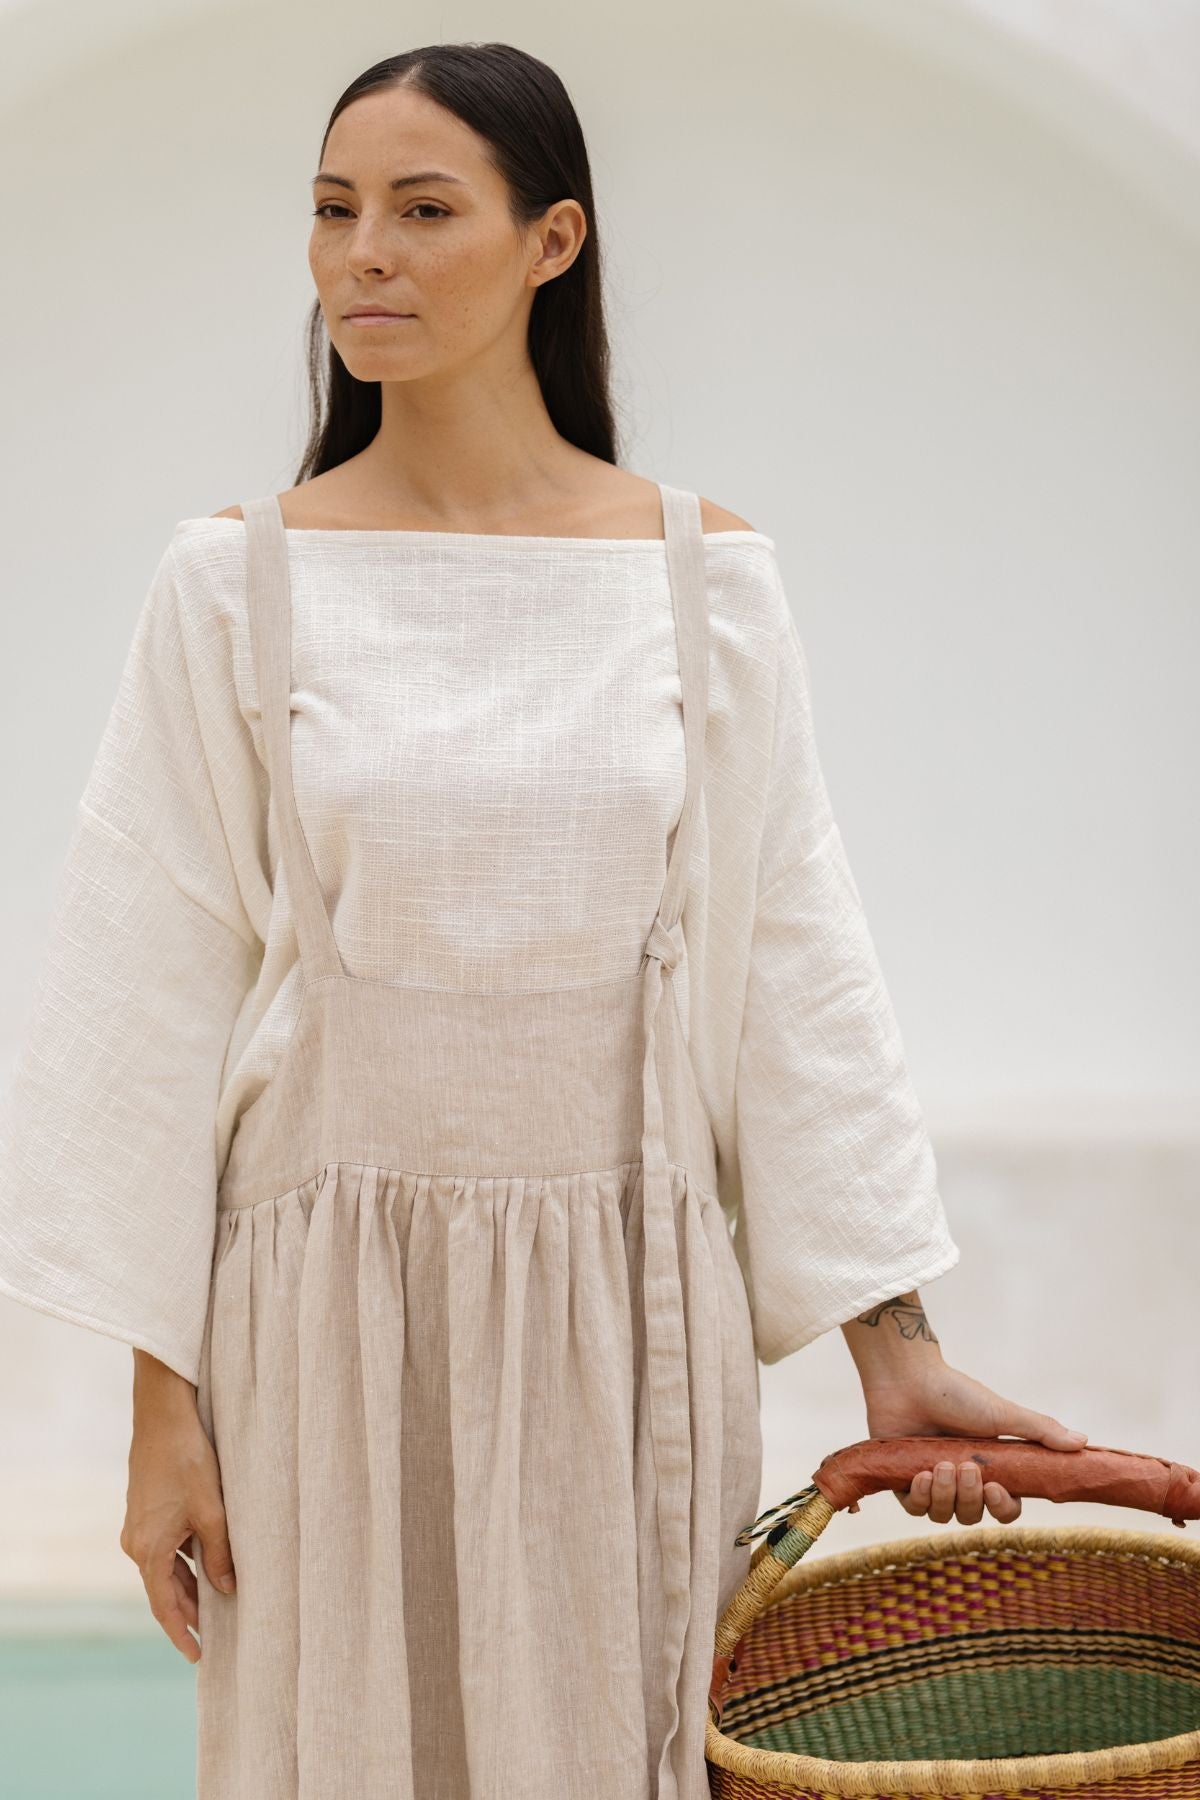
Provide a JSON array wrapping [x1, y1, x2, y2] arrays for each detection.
[[123, 1348, 236, 1663], [0, 523, 265, 1653]]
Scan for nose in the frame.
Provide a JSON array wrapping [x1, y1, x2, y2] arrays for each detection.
[[341, 210, 401, 279]]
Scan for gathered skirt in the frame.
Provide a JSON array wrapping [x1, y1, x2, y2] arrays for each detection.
[[193, 1155, 763, 1800]]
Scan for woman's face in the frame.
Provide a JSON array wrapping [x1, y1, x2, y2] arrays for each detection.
[[308, 84, 583, 383]]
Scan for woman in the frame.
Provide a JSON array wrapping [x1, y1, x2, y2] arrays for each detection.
[[0, 40, 1088, 1800]]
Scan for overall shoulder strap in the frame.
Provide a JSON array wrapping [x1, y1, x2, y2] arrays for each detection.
[[655, 483, 709, 936], [241, 495, 344, 983]]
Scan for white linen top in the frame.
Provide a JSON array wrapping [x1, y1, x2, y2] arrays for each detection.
[[0, 513, 960, 1383]]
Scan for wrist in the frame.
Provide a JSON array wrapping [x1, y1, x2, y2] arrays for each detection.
[[131, 1347, 197, 1418], [840, 1290, 945, 1392]]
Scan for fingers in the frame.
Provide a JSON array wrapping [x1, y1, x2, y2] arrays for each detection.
[[898, 1460, 1023, 1524], [143, 1544, 201, 1664], [124, 1519, 234, 1663], [1005, 1409, 1088, 1451], [193, 1511, 237, 1597], [174, 1551, 200, 1633]]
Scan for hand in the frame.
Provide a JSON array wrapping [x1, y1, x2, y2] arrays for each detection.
[[123, 1352, 237, 1663], [862, 1359, 1089, 1525]]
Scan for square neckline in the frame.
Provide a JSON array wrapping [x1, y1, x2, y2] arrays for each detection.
[[180, 517, 776, 552]]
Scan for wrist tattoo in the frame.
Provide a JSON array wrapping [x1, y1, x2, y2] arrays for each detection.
[[852, 1291, 939, 1345]]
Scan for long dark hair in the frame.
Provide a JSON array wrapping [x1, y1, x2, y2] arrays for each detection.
[[295, 42, 618, 484]]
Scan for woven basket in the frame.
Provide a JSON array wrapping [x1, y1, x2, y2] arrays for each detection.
[[706, 1435, 1200, 1797]]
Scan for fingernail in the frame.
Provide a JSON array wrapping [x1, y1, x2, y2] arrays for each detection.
[[217, 1574, 236, 1593], [961, 1464, 979, 1482]]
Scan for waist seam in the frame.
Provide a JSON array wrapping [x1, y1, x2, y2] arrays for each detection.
[[216, 1153, 719, 1215]]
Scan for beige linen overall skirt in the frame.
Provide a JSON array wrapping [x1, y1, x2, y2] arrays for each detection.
[[192, 482, 763, 1800]]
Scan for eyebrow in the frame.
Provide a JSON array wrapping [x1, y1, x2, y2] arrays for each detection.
[[310, 169, 468, 191]]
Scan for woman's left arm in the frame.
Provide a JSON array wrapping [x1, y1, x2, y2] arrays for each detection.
[[841, 1290, 1089, 1523]]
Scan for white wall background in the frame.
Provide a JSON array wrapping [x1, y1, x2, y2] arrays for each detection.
[[1, 0, 1197, 1605]]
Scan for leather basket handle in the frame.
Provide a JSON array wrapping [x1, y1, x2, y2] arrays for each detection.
[[714, 1438, 1200, 1722], [811, 1435, 1200, 1528]]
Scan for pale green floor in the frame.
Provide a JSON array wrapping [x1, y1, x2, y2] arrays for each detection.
[[0, 1632, 195, 1799]]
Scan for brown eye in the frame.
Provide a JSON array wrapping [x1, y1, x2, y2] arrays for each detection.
[[310, 202, 449, 222]]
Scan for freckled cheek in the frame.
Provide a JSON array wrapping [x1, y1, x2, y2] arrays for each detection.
[[416, 256, 505, 342], [308, 241, 340, 299]]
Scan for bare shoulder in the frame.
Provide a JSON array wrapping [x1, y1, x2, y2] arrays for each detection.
[[697, 495, 757, 534], [205, 484, 757, 534]]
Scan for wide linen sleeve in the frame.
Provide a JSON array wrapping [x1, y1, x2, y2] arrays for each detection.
[[0, 537, 262, 1385], [727, 569, 960, 1365]]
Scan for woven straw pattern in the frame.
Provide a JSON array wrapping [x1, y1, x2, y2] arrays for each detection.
[[710, 1762, 1200, 1798], [707, 1524, 1200, 1798]]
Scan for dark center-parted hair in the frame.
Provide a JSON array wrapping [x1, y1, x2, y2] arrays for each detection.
[[296, 41, 618, 483]]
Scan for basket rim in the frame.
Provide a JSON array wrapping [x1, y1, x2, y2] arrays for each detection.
[[705, 1719, 1200, 1794], [763, 1520, 1200, 1610], [708, 1522, 1200, 1794]]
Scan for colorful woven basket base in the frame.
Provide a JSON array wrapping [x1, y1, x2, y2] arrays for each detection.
[[724, 1659, 1200, 1759]]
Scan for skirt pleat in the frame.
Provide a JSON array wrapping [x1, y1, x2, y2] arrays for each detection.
[[194, 1159, 761, 1800]]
